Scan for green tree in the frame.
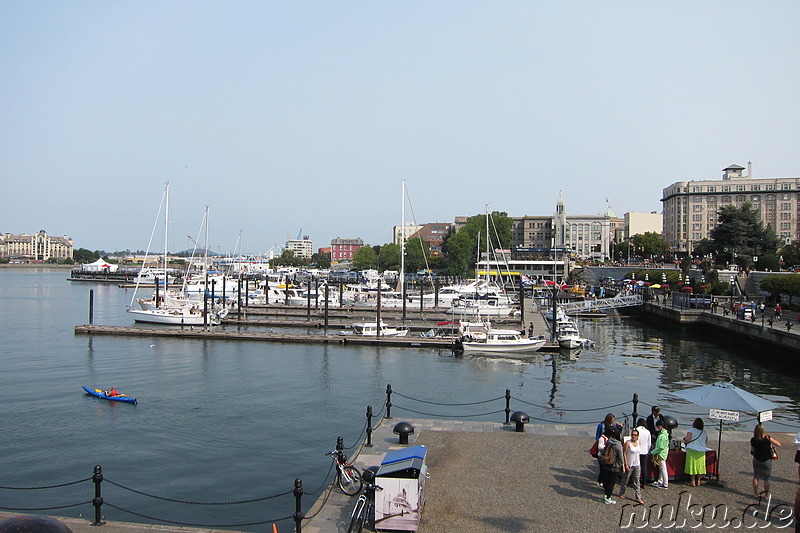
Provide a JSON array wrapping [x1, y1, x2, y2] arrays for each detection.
[[404, 238, 430, 273], [631, 232, 668, 258], [378, 243, 401, 271], [352, 246, 377, 270], [442, 211, 512, 274], [73, 248, 100, 263], [709, 203, 781, 269], [311, 252, 331, 269], [779, 241, 800, 269]]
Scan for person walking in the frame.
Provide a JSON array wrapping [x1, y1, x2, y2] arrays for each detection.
[[598, 426, 624, 504], [683, 418, 708, 486], [751, 423, 781, 497], [651, 419, 670, 489], [595, 413, 616, 487], [635, 417, 652, 486], [620, 428, 645, 504], [646, 405, 664, 441]]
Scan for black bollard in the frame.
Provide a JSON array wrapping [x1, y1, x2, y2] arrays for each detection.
[[92, 465, 104, 525], [336, 436, 344, 453], [293, 478, 304, 533], [386, 384, 393, 419], [324, 285, 330, 335], [504, 389, 511, 425], [89, 289, 94, 325], [366, 405, 373, 447]]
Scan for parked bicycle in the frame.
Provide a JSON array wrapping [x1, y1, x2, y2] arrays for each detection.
[[348, 467, 383, 533], [326, 449, 363, 495]]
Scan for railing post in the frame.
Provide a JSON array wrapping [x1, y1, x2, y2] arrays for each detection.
[[92, 464, 104, 525], [504, 389, 511, 425], [336, 436, 344, 453], [366, 405, 374, 447], [386, 384, 393, 419], [632, 393, 639, 427], [293, 478, 304, 533], [89, 289, 94, 325]]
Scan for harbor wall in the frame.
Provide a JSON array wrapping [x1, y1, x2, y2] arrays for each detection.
[[640, 302, 800, 354]]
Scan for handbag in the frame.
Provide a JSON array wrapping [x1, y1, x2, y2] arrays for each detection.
[[771, 444, 778, 460], [589, 439, 599, 458]]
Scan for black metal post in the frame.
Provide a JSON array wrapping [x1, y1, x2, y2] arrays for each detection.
[[377, 280, 382, 337], [632, 393, 639, 426], [324, 285, 329, 335], [203, 270, 209, 329], [339, 282, 343, 308], [237, 278, 243, 317], [401, 278, 406, 322], [265, 278, 269, 304], [336, 436, 344, 453], [366, 405, 373, 447], [386, 384, 393, 419], [293, 478, 304, 533], [315, 279, 320, 310], [285, 278, 289, 305], [92, 465, 104, 525], [154, 276, 160, 309], [419, 282, 424, 315], [306, 278, 312, 321], [504, 389, 511, 425], [434, 278, 439, 308], [89, 289, 94, 325], [518, 279, 525, 322], [211, 279, 216, 301]]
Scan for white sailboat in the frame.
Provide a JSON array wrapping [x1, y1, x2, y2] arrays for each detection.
[[127, 185, 226, 326]]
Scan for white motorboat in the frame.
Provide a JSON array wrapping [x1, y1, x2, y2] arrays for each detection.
[[446, 294, 516, 317], [459, 327, 546, 355], [556, 322, 583, 349], [349, 321, 409, 337]]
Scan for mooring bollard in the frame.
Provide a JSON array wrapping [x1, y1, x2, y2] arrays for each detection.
[[504, 389, 511, 425], [393, 421, 414, 445], [92, 464, 104, 525], [386, 384, 393, 419], [510, 411, 529, 433], [293, 478, 304, 533], [366, 405, 373, 447]]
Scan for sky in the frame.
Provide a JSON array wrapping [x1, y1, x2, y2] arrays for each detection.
[[2, 1, 799, 255]]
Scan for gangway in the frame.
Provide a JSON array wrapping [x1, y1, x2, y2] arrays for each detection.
[[555, 294, 644, 314]]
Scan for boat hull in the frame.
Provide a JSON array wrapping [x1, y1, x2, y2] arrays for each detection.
[[460, 339, 545, 354], [127, 308, 222, 326], [83, 387, 137, 404]]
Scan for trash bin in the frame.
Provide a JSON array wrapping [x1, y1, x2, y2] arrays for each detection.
[[375, 444, 428, 532]]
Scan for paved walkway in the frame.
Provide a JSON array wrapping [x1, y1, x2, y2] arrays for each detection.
[[3, 418, 798, 532]]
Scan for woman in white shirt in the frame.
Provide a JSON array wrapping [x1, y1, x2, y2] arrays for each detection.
[[620, 429, 645, 504], [683, 418, 708, 487]]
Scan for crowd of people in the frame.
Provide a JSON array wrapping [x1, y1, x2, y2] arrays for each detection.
[[592, 406, 797, 505]]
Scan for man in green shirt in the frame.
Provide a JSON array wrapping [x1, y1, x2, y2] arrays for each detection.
[[651, 419, 669, 489]]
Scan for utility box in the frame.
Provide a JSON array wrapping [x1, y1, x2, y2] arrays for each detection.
[[375, 444, 428, 532]]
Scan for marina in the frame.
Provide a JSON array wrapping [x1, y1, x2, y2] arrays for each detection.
[[3, 267, 800, 532]]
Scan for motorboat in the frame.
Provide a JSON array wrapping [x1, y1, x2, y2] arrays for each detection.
[[349, 321, 409, 337], [556, 322, 583, 349], [128, 305, 228, 326], [459, 327, 546, 355]]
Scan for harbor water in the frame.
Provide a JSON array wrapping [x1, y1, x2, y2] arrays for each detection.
[[2, 267, 799, 531]]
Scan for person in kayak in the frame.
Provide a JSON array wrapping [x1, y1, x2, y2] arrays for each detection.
[[107, 387, 119, 397]]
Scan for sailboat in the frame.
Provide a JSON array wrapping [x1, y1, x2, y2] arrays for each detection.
[[126, 185, 227, 326]]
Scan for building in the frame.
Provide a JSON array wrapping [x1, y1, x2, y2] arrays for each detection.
[[661, 163, 799, 255], [0, 230, 74, 261], [407, 223, 452, 256], [393, 224, 423, 246], [284, 235, 313, 259], [624, 211, 663, 239], [329, 237, 363, 262]]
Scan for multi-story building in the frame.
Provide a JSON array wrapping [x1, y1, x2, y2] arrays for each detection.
[[662, 163, 799, 255], [0, 230, 74, 261], [392, 224, 423, 246], [329, 237, 363, 262], [284, 236, 313, 259], [625, 212, 663, 238], [407, 223, 452, 256]]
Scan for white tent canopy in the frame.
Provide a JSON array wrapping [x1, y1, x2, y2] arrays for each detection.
[[81, 258, 118, 272]]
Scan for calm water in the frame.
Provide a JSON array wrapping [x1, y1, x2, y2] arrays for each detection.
[[2, 268, 799, 530]]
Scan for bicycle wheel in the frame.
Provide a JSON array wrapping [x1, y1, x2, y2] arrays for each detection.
[[338, 465, 363, 495], [347, 497, 366, 533]]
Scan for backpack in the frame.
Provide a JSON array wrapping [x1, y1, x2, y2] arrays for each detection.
[[598, 440, 616, 465]]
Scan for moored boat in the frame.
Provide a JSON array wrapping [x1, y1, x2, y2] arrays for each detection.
[[459, 328, 546, 355], [349, 321, 409, 337], [83, 387, 138, 404]]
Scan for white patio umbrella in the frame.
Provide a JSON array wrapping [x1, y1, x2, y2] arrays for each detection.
[[672, 382, 778, 483]]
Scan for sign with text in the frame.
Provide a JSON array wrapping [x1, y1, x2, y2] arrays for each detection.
[[758, 410, 773, 422], [709, 408, 740, 421]]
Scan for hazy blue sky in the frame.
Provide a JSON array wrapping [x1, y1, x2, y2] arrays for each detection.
[[2, 2, 798, 255]]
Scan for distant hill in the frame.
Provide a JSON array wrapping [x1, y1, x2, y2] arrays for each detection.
[[173, 248, 222, 257]]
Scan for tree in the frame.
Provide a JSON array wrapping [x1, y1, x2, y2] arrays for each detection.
[[352, 246, 377, 270], [760, 274, 800, 305], [779, 241, 800, 269], [442, 211, 512, 275], [311, 252, 331, 269], [73, 248, 100, 263], [631, 232, 668, 259], [404, 238, 430, 273], [708, 203, 781, 269], [378, 243, 401, 271]]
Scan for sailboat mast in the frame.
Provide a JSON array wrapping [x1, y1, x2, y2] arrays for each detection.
[[400, 180, 405, 296], [164, 181, 170, 292]]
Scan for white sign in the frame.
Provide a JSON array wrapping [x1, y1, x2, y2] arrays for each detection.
[[709, 408, 740, 421], [759, 410, 773, 422]]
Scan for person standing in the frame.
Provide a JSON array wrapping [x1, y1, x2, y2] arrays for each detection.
[[751, 423, 781, 497], [599, 426, 624, 504], [646, 405, 664, 441], [635, 417, 652, 486], [595, 413, 616, 487], [620, 428, 645, 504], [683, 418, 708, 486], [651, 419, 670, 489]]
